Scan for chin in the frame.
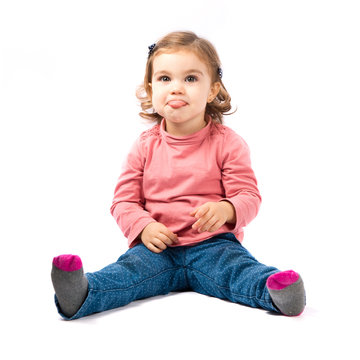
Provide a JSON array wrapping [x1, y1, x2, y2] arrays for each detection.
[[163, 113, 187, 123]]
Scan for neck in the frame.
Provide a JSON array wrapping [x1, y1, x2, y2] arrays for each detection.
[[165, 117, 208, 137]]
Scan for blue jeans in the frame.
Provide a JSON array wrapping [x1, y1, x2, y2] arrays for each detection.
[[55, 233, 280, 319]]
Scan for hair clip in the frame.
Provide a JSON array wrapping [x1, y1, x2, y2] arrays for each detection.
[[217, 67, 223, 79], [148, 43, 156, 57]]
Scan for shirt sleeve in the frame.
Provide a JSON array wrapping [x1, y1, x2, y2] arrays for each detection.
[[219, 129, 262, 234], [110, 137, 156, 248]]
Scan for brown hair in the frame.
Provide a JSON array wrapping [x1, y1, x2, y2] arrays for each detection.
[[136, 31, 234, 124]]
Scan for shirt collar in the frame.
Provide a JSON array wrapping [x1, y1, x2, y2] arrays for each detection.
[[160, 117, 212, 145]]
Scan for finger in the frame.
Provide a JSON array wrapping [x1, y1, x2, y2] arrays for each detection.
[[192, 211, 213, 230], [193, 205, 210, 219], [192, 217, 207, 231], [146, 242, 162, 253], [152, 238, 168, 250], [158, 232, 177, 246], [161, 229, 178, 244], [189, 208, 198, 217], [198, 216, 218, 233], [207, 219, 224, 233]]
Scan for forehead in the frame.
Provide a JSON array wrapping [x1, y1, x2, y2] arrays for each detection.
[[152, 50, 210, 74]]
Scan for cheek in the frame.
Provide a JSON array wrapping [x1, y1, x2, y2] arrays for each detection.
[[193, 87, 210, 106], [150, 87, 159, 106], [151, 89, 165, 113]]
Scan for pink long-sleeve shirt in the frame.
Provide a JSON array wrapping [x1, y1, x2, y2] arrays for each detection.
[[110, 118, 261, 248]]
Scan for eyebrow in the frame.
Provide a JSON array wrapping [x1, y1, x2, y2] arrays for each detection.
[[153, 69, 204, 77]]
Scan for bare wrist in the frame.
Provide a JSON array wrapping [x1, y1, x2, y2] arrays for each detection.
[[220, 201, 236, 224]]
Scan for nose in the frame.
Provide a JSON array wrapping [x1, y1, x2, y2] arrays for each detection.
[[170, 80, 184, 94]]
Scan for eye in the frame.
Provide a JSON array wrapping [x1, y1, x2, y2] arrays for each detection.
[[158, 75, 170, 82], [185, 75, 197, 82]]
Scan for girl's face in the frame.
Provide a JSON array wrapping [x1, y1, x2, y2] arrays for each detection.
[[150, 50, 220, 135]]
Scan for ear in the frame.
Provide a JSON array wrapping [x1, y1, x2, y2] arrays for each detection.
[[207, 82, 221, 103], [147, 82, 152, 96]]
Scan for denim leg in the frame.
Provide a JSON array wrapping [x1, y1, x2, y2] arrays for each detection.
[[60, 243, 187, 320], [185, 233, 280, 312]]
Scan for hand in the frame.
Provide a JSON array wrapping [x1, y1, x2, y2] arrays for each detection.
[[140, 222, 178, 253], [190, 201, 236, 233]]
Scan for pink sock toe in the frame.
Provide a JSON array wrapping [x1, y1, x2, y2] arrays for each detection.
[[52, 254, 83, 272], [266, 270, 299, 290]]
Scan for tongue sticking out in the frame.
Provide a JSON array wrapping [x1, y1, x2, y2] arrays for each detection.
[[168, 100, 187, 109]]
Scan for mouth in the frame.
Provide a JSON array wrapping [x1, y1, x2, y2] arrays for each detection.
[[167, 100, 187, 109]]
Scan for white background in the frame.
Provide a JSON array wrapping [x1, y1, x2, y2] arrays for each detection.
[[1, 0, 359, 359]]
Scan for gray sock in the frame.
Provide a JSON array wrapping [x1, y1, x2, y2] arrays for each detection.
[[266, 270, 306, 316], [51, 254, 88, 318]]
